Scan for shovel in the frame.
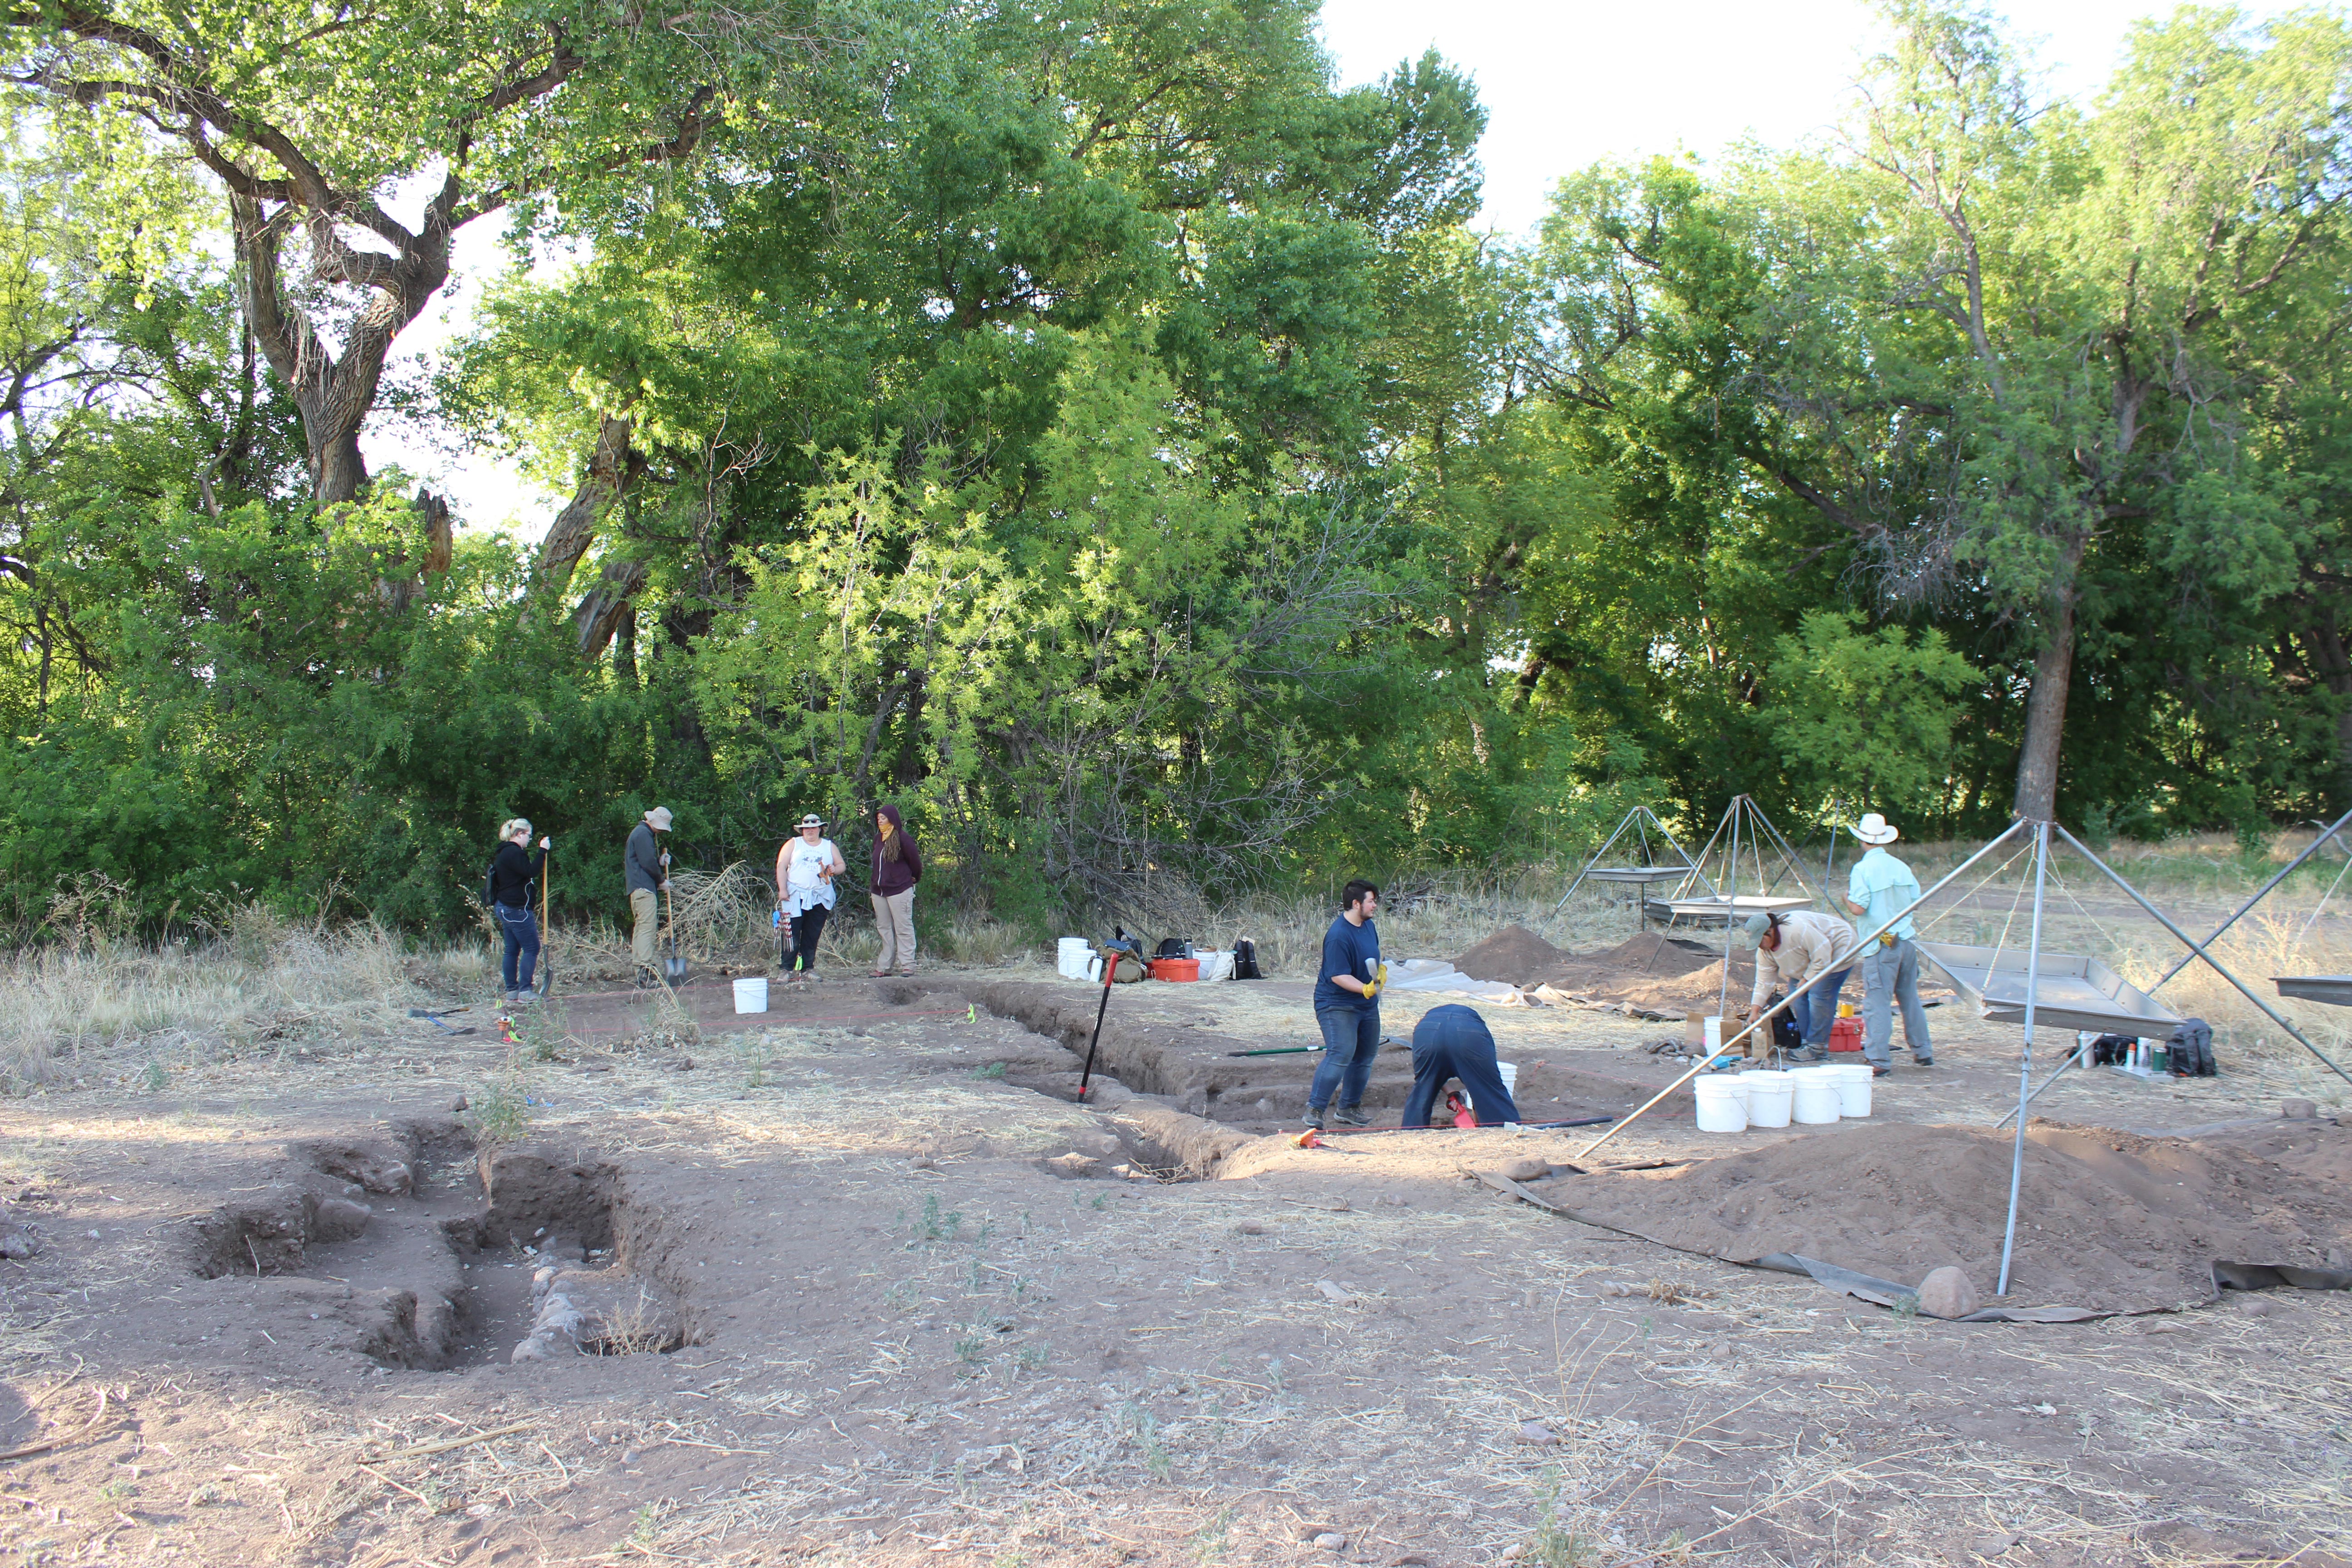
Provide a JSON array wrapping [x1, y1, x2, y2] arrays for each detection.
[[537, 840, 555, 998], [662, 876, 690, 986]]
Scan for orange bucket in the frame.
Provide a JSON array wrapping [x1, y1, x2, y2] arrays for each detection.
[[1147, 957, 1200, 982]]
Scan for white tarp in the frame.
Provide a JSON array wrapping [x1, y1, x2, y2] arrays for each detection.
[[1384, 958, 1528, 1005]]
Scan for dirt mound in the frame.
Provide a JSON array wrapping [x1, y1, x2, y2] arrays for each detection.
[[1453, 926, 1564, 982], [1527, 1119, 2352, 1313]]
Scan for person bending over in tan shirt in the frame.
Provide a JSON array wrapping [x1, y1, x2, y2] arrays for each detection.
[[1740, 908, 1859, 1062]]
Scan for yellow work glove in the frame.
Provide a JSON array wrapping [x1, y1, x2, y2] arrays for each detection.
[[1363, 961, 1388, 999]]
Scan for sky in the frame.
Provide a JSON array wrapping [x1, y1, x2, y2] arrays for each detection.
[[372, 0, 2287, 537]]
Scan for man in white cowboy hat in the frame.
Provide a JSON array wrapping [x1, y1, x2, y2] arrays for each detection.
[[624, 806, 673, 988], [1842, 812, 1933, 1074]]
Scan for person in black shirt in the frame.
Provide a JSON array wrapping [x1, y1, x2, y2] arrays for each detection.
[[489, 817, 549, 1004]]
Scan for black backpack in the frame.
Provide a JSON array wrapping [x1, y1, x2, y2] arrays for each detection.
[[1154, 936, 1190, 960], [2168, 1018, 2216, 1077], [1231, 937, 1262, 980], [1770, 1009, 1804, 1053], [2088, 1033, 2136, 1066]]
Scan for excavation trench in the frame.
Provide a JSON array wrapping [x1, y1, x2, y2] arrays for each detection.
[[186, 1117, 688, 1369]]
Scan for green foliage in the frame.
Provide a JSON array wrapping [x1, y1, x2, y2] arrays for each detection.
[[5, 0, 2352, 940], [1767, 612, 1977, 822]]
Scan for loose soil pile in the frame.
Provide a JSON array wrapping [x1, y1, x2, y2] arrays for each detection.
[[1526, 1117, 2352, 1313], [1455, 926, 1757, 1012]]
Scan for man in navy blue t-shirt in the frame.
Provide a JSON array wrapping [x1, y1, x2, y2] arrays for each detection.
[[1305, 879, 1384, 1129]]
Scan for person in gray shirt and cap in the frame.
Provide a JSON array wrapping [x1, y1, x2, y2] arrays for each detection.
[[624, 806, 672, 988]]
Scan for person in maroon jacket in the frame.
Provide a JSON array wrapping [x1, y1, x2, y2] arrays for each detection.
[[868, 803, 922, 976]]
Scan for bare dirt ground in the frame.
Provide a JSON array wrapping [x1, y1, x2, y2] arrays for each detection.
[[0, 949, 2347, 1568]]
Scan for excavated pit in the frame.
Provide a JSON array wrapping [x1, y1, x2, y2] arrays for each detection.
[[183, 1119, 687, 1370]]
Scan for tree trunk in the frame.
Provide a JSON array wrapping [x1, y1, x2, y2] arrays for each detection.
[[2011, 588, 2077, 822], [313, 428, 369, 507], [534, 416, 640, 593]]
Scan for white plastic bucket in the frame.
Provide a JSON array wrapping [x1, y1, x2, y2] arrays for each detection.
[[1057, 937, 1093, 980], [1469, 1061, 1520, 1116], [1703, 1016, 1725, 1054], [732, 977, 769, 1014], [1825, 1063, 1874, 1117], [1694, 1075, 1749, 1132], [1741, 1070, 1794, 1129], [1789, 1068, 1842, 1124], [1196, 950, 1235, 982]]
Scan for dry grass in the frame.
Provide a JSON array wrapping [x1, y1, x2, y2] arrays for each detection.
[[0, 900, 478, 1090]]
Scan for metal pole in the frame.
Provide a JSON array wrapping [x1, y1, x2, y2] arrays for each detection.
[[1557, 808, 1642, 911], [2055, 826, 2352, 1088], [1823, 821, 1839, 902], [1996, 805, 2352, 1128], [1717, 798, 1744, 1023], [1996, 821, 2051, 1298], [2148, 804, 2352, 991], [1575, 818, 2031, 1161]]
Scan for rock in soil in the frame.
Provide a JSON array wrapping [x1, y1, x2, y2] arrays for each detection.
[[2280, 1098, 2317, 1120], [1916, 1265, 1981, 1319], [1496, 1156, 1552, 1183], [1313, 1533, 1348, 1551], [1515, 1420, 1558, 1445]]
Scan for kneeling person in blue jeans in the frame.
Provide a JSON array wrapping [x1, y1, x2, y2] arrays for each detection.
[[1305, 879, 1384, 1129], [1403, 1004, 1520, 1127]]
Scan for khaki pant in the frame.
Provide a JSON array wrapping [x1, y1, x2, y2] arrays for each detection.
[[630, 888, 661, 966], [871, 890, 916, 972]]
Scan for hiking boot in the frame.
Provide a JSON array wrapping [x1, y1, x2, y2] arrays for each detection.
[[1785, 1045, 1828, 1063], [1302, 1107, 1327, 1131], [1911, 1055, 1936, 1067], [1333, 1106, 1373, 1127], [1872, 1065, 1891, 1078]]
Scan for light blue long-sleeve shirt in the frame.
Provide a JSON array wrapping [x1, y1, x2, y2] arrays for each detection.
[[1847, 846, 1922, 941]]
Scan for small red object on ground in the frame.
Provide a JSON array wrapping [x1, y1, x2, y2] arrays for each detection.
[[1147, 957, 1200, 982], [1294, 1128, 1324, 1148], [1446, 1090, 1477, 1129], [1828, 1017, 1863, 1053]]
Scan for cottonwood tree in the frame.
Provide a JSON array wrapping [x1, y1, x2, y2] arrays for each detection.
[[5, 0, 865, 507]]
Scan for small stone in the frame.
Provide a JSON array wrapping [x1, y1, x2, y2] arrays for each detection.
[[310, 1198, 372, 1242], [1914, 1265, 1981, 1320], [1315, 1280, 1352, 1303], [1313, 1534, 1347, 1551], [451, 1096, 469, 1113], [510, 1334, 555, 1363], [1971, 1534, 2016, 1557], [2281, 1098, 2318, 1120], [85, 1229, 101, 1240], [910, 1157, 937, 1171], [2236, 1294, 2275, 1318], [1234, 1220, 1264, 1235], [1497, 1157, 1551, 1183], [0, 1229, 36, 1260], [1515, 1420, 1559, 1445]]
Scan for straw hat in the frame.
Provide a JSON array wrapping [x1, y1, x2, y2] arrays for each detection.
[[644, 806, 674, 831], [1852, 812, 1899, 845]]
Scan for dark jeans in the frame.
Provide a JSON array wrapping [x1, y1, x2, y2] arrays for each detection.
[[496, 903, 539, 993], [785, 903, 830, 973], [1307, 1006, 1380, 1112], [1402, 1003, 1519, 1127], [1787, 967, 1852, 1047]]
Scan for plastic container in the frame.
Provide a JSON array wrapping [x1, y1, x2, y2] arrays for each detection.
[[1702, 1016, 1725, 1054], [1828, 1017, 1863, 1053], [1694, 1075, 1749, 1132], [1825, 1062, 1874, 1117], [732, 977, 769, 1014], [1147, 957, 1200, 982], [1469, 1061, 1520, 1117], [1057, 937, 1093, 980], [1740, 1070, 1794, 1129], [1195, 950, 1236, 982], [1789, 1068, 1843, 1124]]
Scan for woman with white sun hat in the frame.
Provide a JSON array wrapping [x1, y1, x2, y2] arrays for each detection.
[[1841, 812, 1934, 1075]]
